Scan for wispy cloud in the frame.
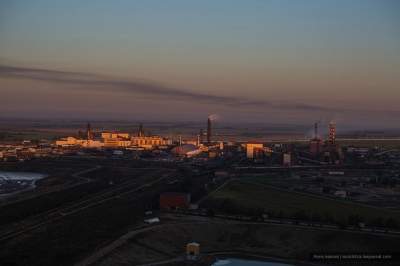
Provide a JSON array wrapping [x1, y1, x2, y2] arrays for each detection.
[[0, 64, 331, 112]]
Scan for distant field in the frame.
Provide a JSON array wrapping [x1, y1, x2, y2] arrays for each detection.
[[0, 130, 68, 141], [337, 139, 400, 149], [203, 179, 400, 225]]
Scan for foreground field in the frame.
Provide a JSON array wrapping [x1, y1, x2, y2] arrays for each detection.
[[93, 217, 400, 266], [202, 180, 400, 226]]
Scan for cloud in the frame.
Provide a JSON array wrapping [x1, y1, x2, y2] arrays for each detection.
[[0, 64, 331, 112]]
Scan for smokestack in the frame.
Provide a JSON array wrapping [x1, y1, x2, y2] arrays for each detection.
[[138, 123, 144, 137], [314, 122, 319, 140], [86, 122, 93, 140], [207, 117, 211, 143], [199, 129, 204, 144], [329, 121, 336, 145]]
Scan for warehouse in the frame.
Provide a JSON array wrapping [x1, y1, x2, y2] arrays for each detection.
[[159, 192, 191, 210]]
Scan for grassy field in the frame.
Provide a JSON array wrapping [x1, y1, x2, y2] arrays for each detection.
[[203, 180, 400, 225], [96, 221, 400, 266], [337, 139, 400, 149]]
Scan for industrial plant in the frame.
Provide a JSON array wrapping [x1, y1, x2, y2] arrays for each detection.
[[1, 117, 400, 266]]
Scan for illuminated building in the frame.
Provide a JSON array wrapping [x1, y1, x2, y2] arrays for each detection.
[[131, 135, 171, 149], [55, 137, 103, 148], [101, 132, 130, 139], [171, 144, 202, 157], [55, 123, 171, 149], [283, 153, 291, 166], [186, 242, 200, 260], [219, 141, 224, 150], [246, 143, 263, 159], [102, 132, 131, 148], [328, 121, 336, 145], [130, 124, 172, 149]]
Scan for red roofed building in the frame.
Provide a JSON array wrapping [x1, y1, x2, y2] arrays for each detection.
[[160, 192, 191, 210]]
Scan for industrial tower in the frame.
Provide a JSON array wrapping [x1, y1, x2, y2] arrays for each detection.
[[138, 123, 144, 137], [207, 117, 211, 143], [328, 121, 336, 145], [86, 122, 94, 140], [309, 121, 321, 155]]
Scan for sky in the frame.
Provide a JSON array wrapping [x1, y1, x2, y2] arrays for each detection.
[[0, 0, 399, 129]]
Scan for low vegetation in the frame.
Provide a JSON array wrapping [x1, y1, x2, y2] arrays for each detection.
[[202, 180, 400, 228]]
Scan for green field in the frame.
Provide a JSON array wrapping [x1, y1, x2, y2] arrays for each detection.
[[203, 180, 400, 226], [337, 139, 400, 149], [99, 221, 400, 265]]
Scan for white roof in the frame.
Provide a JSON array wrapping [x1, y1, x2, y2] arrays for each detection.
[[144, 217, 160, 224]]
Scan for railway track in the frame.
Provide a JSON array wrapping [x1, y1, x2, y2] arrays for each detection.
[[0, 169, 175, 243]]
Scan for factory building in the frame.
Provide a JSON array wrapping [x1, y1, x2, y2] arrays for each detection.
[[102, 132, 131, 148], [130, 123, 171, 149], [55, 137, 103, 148], [101, 132, 131, 148], [186, 242, 200, 260], [171, 144, 202, 157], [159, 192, 191, 210], [131, 135, 171, 149], [55, 123, 172, 150], [101, 132, 130, 139], [57, 134, 171, 149], [246, 143, 263, 159], [283, 153, 292, 166]]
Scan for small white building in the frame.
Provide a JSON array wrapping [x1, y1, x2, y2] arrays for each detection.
[[186, 242, 200, 260], [283, 153, 291, 166], [144, 217, 160, 224]]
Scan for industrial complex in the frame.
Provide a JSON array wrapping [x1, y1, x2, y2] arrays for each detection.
[[1, 117, 400, 266]]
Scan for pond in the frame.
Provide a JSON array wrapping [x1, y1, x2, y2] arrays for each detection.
[[213, 258, 294, 266], [0, 171, 47, 197]]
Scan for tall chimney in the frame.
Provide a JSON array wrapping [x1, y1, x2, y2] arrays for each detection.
[[329, 122, 336, 145], [207, 117, 211, 143], [138, 123, 144, 137], [314, 122, 319, 140], [86, 122, 93, 140], [199, 129, 204, 144]]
